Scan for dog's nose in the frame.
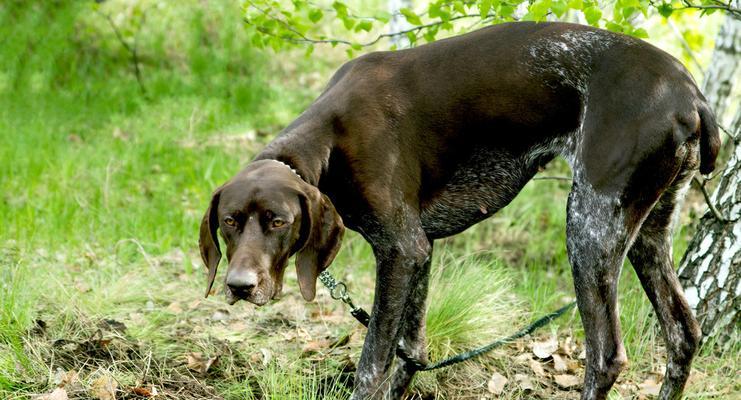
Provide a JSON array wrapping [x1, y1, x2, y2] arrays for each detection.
[[226, 270, 258, 295]]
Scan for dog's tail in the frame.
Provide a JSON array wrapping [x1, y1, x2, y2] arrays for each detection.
[[697, 104, 721, 175]]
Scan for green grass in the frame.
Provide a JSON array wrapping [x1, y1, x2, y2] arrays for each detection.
[[0, 1, 737, 399]]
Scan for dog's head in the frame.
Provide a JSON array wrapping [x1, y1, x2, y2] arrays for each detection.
[[199, 160, 344, 305]]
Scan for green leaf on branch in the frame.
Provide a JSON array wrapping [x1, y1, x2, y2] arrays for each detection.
[[374, 11, 392, 23], [498, 4, 515, 18], [551, 0, 568, 17], [342, 16, 355, 30], [308, 8, 323, 23], [355, 20, 373, 32], [332, 1, 348, 17], [583, 6, 602, 25], [480, 0, 493, 17], [621, 6, 636, 20], [400, 8, 423, 25], [453, 1, 466, 14], [525, 0, 552, 21], [605, 21, 624, 32], [631, 27, 649, 38], [424, 28, 438, 43], [406, 31, 417, 45], [657, 3, 673, 18], [567, 0, 583, 9]]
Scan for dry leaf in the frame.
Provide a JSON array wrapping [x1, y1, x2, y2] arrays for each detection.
[[638, 378, 661, 396], [211, 310, 229, 322], [260, 348, 271, 366], [90, 375, 117, 400], [131, 386, 154, 397], [552, 354, 568, 372], [515, 374, 535, 391], [532, 337, 558, 359], [302, 339, 331, 354], [74, 280, 91, 293], [529, 359, 546, 377], [487, 371, 508, 395], [559, 336, 576, 356], [186, 352, 219, 374], [34, 388, 68, 400], [554, 374, 581, 389], [566, 358, 582, 372], [188, 299, 202, 310], [166, 302, 183, 314], [52, 369, 79, 389], [650, 364, 666, 382], [578, 347, 586, 359]]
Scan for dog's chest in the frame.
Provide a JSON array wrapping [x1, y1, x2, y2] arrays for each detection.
[[419, 145, 553, 238]]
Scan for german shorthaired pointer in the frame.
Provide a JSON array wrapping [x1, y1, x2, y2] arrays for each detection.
[[199, 21, 720, 400]]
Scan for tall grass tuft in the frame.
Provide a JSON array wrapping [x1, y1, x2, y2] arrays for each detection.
[[426, 253, 523, 361], [414, 252, 525, 397]]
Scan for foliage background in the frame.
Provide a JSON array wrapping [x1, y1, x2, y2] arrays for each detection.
[[0, 0, 736, 399]]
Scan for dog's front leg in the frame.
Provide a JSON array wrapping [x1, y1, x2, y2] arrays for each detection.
[[352, 230, 431, 400], [385, 243, 432, 398]]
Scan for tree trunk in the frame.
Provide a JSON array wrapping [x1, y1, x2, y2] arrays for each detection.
[[677, 5, 740, 348], [678, 133, 740, 347]]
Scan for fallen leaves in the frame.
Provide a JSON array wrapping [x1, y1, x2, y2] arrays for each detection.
[[554, 373, 581, 389], [494, 334, 586, 396], [186, 352, 219, 374], [552, 353, 568, 372], [638, 377, 662, 396], [131, 386, 158, 397], [52, 369, 80, 390], [529, 358, 546, 377], [531, 336, 559, 359], [34, 388, 68, 400], [487, 371, 508, 395], [90, 375, 117, 400], [515, 373, 535, 391]]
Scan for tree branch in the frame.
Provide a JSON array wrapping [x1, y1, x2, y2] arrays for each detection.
[[692, 175, 732, 223], [246, 1, 498, 48]]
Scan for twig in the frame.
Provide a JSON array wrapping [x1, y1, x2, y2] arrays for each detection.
[[533, 176, 572, 181], [96, 9, 148, 97], [667, 20, 705, 76], [718, 123, 739, 141], [691, 175, 730, 222], [678, 0, 741, 18]]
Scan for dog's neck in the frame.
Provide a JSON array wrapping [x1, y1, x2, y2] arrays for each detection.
[[254, 114, 334, 186], [267, 159, 304, 181]]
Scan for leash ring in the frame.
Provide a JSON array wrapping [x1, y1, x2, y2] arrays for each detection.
[[330, 282, 348, 301]]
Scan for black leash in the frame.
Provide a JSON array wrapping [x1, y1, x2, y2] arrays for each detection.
[[318, 270, 577, 372]]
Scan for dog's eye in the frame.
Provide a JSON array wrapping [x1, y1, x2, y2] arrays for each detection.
[[271, 219, 286, 228], [224, 216, 236, 227]]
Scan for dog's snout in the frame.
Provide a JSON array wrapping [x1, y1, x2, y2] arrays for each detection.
[[226, 270, 258, 295]]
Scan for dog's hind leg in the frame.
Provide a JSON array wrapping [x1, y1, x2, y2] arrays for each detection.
[[566, 183, 637, 400], [627, 174, 702, 400]]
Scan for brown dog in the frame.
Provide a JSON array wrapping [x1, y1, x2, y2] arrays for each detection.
[[199, 21, 719, 400]]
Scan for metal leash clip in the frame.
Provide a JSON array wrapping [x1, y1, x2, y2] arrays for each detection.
[[318, 270, 358, 311]]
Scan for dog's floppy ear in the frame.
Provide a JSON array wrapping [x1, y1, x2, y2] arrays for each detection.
[[199, 190, 222, 298], [295, 185, 344, 301]]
